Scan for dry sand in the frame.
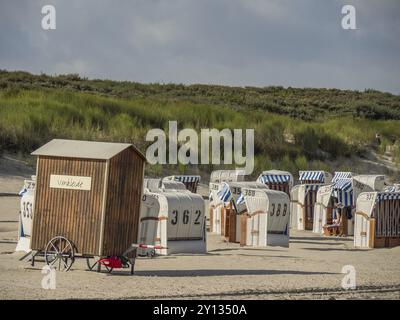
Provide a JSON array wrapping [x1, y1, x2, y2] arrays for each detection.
[[0, 175, 399, 300]]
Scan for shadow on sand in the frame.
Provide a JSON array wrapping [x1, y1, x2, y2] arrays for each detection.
[[290, 235, 353, 242], [290, 240, 348, 246], [302, 247, 365, 252], [113, 269, 339, 277]]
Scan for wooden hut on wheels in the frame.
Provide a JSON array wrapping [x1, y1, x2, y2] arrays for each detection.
[[355, 192, 400, 248], [256, 170, 293, 195], [30, 139, 146, 261]]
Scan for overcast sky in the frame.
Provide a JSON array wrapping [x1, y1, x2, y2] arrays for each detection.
[[0, 0, 399, 93]]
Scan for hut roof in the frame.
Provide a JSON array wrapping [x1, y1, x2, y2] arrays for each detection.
[[31, 139, 146, 161]]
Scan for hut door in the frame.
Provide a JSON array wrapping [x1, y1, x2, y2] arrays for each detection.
[[240, 214, 247, 246]]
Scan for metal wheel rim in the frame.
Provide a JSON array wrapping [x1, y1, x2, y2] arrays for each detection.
[[86, 257, 98, 271], [44, 236, 75, 271]]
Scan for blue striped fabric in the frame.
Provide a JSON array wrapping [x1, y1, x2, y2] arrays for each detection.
[[332, 172, 352, 182], [217, 183, 232, 202], [231, 199, 238, 212], [259, 174, 291, 184], [384, 186, 400, 193], [236, 193, 245, 205], [173, 175, 200, 183], [332, 178, 353, 207], [18, 187, 27, 197], [299, 171, 325, 183], [305, 184, 321, 192], [377, 192, 400, 201]]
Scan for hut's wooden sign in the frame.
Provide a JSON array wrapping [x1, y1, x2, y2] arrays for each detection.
[[49, 174, 92, 191]]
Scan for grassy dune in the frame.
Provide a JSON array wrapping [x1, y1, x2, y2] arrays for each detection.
[[0, 71, 399, 178]]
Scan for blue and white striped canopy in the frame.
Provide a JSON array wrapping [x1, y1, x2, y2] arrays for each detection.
[[217, 183, 232, 202], [332, 178, 353, 207], [258, 174, 291, 184], [236, 193, 245, 205], [377, 192, 400, 201], [299, 171, 325, 183], [332, 172, 353, 182], [172, 175, 200, 183], [19, 187, 28, 197], [305, 184, 321, 192], [208, 190, 213, 202], [384, 186, 400, 193]]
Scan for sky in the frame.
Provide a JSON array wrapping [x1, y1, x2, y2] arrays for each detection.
[[0, 0, 399, 94]]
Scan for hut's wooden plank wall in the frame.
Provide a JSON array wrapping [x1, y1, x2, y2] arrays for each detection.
[[102, 148, 145, 256], [31, 156, 106, 255], [31, 144, 145, 257], [265, 182, 290, 196]]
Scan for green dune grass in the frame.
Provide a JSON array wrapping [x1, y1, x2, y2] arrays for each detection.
[[0, 70, 399, 178]]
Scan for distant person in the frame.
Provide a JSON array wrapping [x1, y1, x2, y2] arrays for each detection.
[[324, 205, 342, 236], [375, 133, 381, 146]]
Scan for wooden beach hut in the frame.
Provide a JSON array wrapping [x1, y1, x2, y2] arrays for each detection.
[[30, 139, 146, 258]]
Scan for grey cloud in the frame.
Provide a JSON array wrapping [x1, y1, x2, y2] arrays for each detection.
[[0, 0, 399, 93]]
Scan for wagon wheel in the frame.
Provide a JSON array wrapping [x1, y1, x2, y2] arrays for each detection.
[[86, 257, 101, 272], [44, 236, 75, 271]]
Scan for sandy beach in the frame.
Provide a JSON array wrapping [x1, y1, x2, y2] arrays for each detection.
[[0, 174, 399, 300]]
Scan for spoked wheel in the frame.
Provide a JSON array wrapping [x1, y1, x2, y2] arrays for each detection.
[[86, 257, 100, 272], [44, 236, 75, 271]]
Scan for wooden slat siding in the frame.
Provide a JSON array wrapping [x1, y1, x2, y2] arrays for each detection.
[[267, 182, 290, 196], [240, 214, 247, 246], [228, 209, 237, 243], [98, 160, 110, 255], [31, 156, 106, 255], [102, 148, 145, 256]]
